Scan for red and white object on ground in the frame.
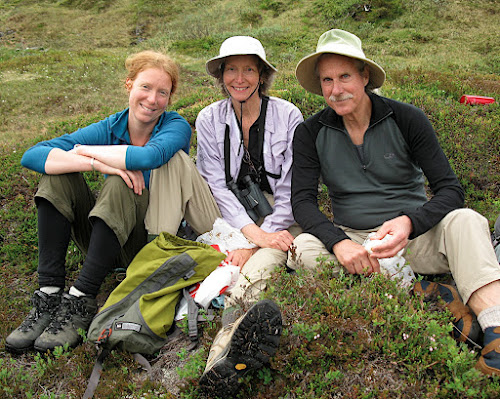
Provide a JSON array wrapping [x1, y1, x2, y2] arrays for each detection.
[[460, 95, 495, 105]]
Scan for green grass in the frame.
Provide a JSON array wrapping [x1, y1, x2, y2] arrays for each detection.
[[1, 0, 500, 397]]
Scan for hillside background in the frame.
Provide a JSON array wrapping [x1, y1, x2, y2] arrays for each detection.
[[0, 0, 499, 398]]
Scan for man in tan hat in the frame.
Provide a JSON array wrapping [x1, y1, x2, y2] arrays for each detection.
[[289, 28, 500, 376]]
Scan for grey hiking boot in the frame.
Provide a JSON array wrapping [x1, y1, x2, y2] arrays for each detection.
[[34, 293, 97, 352], [199, 299, 282, 397], [5, 290, 62, 354]]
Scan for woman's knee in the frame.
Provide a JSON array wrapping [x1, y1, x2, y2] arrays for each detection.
[[35, 173, 93, 221], [100, 175, 131, 194], [36, 173, 87, 202], [98, 175, 148, 209]]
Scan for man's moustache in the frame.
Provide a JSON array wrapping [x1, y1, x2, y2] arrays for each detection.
[[329, 94, 354, 102]]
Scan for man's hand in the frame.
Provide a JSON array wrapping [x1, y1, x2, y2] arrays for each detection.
[[226, 248, 259, 268], [333, 239, 380, 275], [369, 215, 413, 259]]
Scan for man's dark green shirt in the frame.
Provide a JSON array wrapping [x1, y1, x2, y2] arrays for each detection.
[[291, 93, 464, 253]]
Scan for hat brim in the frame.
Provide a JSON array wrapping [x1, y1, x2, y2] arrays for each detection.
[[295, 51, 386, 96], [206, 53, 277, 77]]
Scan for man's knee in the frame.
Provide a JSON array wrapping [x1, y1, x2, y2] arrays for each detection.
[[288, 233, 334, 270], [444, 208, 489, 231]]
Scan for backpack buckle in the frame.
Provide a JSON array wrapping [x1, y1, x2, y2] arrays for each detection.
[[97, 327, 112, 344]]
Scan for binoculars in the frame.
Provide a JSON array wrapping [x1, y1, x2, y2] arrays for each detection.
[[228, 175, 273, 223]]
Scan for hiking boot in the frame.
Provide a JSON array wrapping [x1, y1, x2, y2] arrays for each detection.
[[411, 280, 482, 346], [34, 293, 97, 352], [199, 299, 282, 397], [5, 290, 62, 354], [476, 326, 500, 377]]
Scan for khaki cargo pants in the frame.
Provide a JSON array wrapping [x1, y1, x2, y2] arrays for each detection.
[[287, 209, 500, 304]]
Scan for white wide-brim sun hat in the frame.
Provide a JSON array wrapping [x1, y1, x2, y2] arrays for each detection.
[[206, 36, 277, 77], [295, 29, 386, 95]]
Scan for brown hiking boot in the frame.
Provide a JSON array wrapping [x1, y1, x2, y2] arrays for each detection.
[[199, 299, 282, 397], [476, 326, 500, 377], [411, 280, 481, 346]]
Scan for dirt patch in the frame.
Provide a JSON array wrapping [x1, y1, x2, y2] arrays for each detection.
[[152, 334, 204, 397]]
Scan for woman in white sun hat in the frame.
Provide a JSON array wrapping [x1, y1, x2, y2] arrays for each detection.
[[195, 35, 303, 396]]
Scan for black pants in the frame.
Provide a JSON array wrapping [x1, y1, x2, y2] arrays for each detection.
[[35, 173, 149, 296]]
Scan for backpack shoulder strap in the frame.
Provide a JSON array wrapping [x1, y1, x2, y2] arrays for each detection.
[[83, 349, 154, 399], [83, 348, 110, 399], [183, 287, 216, 350], [132, 353, 153, 374], [184, 287, 200, 342]]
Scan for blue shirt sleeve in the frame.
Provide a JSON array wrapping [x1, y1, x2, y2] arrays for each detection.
[[20, 110, 191, 191], [125, 112, 192, 170], [21, 119, 110, 174]]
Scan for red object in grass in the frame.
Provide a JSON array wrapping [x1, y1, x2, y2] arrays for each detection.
[[460, 95, 495, 105]]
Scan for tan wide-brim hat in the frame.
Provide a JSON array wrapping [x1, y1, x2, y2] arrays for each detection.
[[295, 29, 386, 95], [206, 36, 277, 77]]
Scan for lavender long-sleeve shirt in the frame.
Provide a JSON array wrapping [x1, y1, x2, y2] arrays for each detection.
[[196, 96, 303, 233]]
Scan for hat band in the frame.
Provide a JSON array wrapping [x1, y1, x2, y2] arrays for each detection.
[[315, 43, 366, 60]]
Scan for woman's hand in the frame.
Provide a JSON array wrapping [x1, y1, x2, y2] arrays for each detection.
[[241, 224, 294, 251], [226, 248, 259, 268], [116, 169, 146, 195], [71, 145, 145, 194], [92, 159, 145, 195]]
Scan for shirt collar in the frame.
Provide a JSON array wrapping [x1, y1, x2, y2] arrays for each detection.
[[319, 92, 393, 131], [110, 108, 167, 143]]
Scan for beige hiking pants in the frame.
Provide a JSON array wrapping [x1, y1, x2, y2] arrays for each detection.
[[287, 208, 500, 304], [225, 222, 302, 307], [145, 151, 221, 236]]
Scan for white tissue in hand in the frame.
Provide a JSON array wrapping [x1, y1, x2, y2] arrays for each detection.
[[363, 232, 415, 287], [196, 218, 256, 253]]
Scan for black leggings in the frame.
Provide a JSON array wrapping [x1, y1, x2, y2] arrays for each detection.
[[37, 198, 121, 297]]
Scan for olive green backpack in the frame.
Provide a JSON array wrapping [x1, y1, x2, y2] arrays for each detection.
[[83, 232, 226, 399]]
